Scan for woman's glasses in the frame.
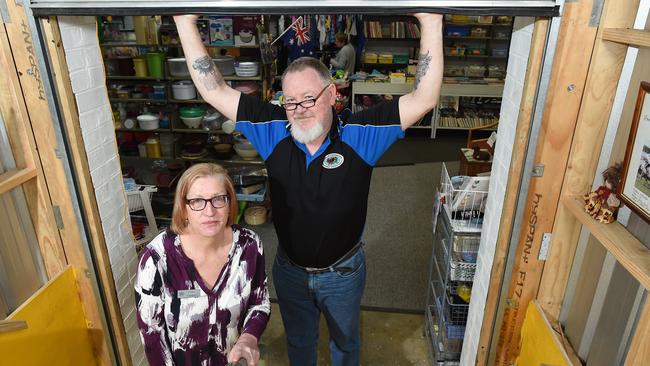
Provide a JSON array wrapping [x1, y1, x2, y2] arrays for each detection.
[[186, 195, 229, 211]]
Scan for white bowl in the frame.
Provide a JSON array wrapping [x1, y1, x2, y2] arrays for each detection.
[[234, 142, 259, 160], [235, 69, 259, 77], [137, 114, 159, 130], [181, 115, 203, 129]]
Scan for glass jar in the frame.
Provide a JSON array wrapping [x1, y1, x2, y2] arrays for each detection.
[[145, 136, 161, 158]]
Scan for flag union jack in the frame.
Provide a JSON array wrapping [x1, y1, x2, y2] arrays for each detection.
[[292, 17, 310, 46]]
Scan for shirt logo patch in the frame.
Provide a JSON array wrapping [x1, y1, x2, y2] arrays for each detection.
[[323, 153, 344, 169]]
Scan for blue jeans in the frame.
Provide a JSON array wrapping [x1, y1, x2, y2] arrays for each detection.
[[272, 246, 366, 366]]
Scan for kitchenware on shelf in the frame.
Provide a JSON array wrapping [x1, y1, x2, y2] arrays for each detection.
[[234, 61, 260, 77], [133, 57, 148, 77], [137, 143, 147, 157], [116, 89, 130, 99], [152, 85, 166, 100], [172, 81, 197, 100], [244, 206, 266, 225], [179, 105, 205, 118], [202, 113, 222, 130], [167, 58, 190, 77], [222, 119, 235, 134], [159, 133, 175, 158], [145, 52, 165, 78], [233, 142, 259, 160], [213, 56, 235, 76], [145, 136, 162, 158], [137, 114, 159, 130], [180, 115, 204, 128], [179, 106, 205, 128], [213, 143, 233, 159], [181, 135, 206, 154]]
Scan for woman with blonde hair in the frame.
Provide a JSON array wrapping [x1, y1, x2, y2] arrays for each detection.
[[135, 163, 270, 366]]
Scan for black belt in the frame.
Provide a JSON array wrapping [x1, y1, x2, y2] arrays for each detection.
[[281, 242, 364, 274]]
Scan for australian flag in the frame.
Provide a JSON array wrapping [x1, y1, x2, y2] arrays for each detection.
[[283, 16, 316, 62]]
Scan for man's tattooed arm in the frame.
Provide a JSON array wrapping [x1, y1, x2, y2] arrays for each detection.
[[191, 56, 222, 91], [413, 51, 432, 91]]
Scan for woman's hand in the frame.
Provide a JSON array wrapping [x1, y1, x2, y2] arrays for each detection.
[[227, 333, 259, 366]]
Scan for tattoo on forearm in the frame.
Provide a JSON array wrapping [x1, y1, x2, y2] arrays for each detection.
[[192, 56, 221, 90], [413, 51, 432, 90]]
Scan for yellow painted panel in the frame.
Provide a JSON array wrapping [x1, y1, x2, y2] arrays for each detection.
[[516, 301, 574, 366], [0, 266, 98, 365]]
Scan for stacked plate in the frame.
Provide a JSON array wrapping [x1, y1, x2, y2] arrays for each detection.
[[234, 61, 260, 77]]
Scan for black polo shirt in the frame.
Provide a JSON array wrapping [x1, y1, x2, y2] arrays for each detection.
[[236, 93, 404, 267]]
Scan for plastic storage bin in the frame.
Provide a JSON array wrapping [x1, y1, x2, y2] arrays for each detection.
[[470, 27, 488, 37], [491, 47, 508, 57], [444, 64, 465, 77], [488, 65, 506, 78], [363, 52, 378, 63], [445, 26, 470, 37], [393, 54, 409, 64], [465, 65, 485, 78], [466, 46, 487, 56], [444, 46, 466, 56], [167, 58, 190, 77]]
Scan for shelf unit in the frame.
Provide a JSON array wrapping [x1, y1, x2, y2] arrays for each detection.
[[425, 163, 488, 364], [100, 15, 270, 245], [351, 81, 503, 138]]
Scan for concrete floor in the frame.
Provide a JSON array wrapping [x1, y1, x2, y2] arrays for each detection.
[[258, 303, 431, 365]]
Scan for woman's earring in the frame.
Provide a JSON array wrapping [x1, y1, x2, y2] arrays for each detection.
[[184, 218, 189, 226]]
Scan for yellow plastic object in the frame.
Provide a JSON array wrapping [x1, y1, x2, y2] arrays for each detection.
[[516, 301, 576, 366], [456, 284, 472, 303], [0, 267, 98, 365]]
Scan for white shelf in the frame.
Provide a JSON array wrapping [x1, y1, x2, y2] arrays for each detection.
[[351, 82, 504, 138]]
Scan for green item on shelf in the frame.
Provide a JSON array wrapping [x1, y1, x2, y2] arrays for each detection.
[[236, 201, 247, 224], [145, 52, 165, 78], [179, 106, 205, 118]]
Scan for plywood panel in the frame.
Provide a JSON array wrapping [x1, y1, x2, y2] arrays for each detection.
[[0, 267, 98, 365]]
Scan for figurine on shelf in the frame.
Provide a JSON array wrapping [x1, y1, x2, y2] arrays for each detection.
[[584, 163, 622, 223]]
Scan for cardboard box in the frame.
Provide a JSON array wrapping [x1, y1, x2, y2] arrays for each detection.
[[209, 16, 233, 46]]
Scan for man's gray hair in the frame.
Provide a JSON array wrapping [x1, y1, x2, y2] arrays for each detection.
[[281, 57, 332, 87]]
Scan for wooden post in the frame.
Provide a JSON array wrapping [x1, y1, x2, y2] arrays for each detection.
[[493, 0, 602, 363]]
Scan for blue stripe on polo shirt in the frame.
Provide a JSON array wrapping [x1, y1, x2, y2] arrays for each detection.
[[340, 123, 405, 166]]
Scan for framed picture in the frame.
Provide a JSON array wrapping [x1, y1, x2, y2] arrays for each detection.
[[618, 81, 650, 223]]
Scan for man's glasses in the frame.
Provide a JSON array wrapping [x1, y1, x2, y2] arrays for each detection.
[[282, 84, 331, 111], [186, 195, 229, 211]]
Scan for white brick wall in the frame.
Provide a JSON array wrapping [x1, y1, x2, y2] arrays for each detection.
[[460, 17, 535, 365], [58, 16, 145, 365]]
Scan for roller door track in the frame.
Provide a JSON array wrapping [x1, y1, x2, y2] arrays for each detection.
[[29, 0, 560, 16]]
